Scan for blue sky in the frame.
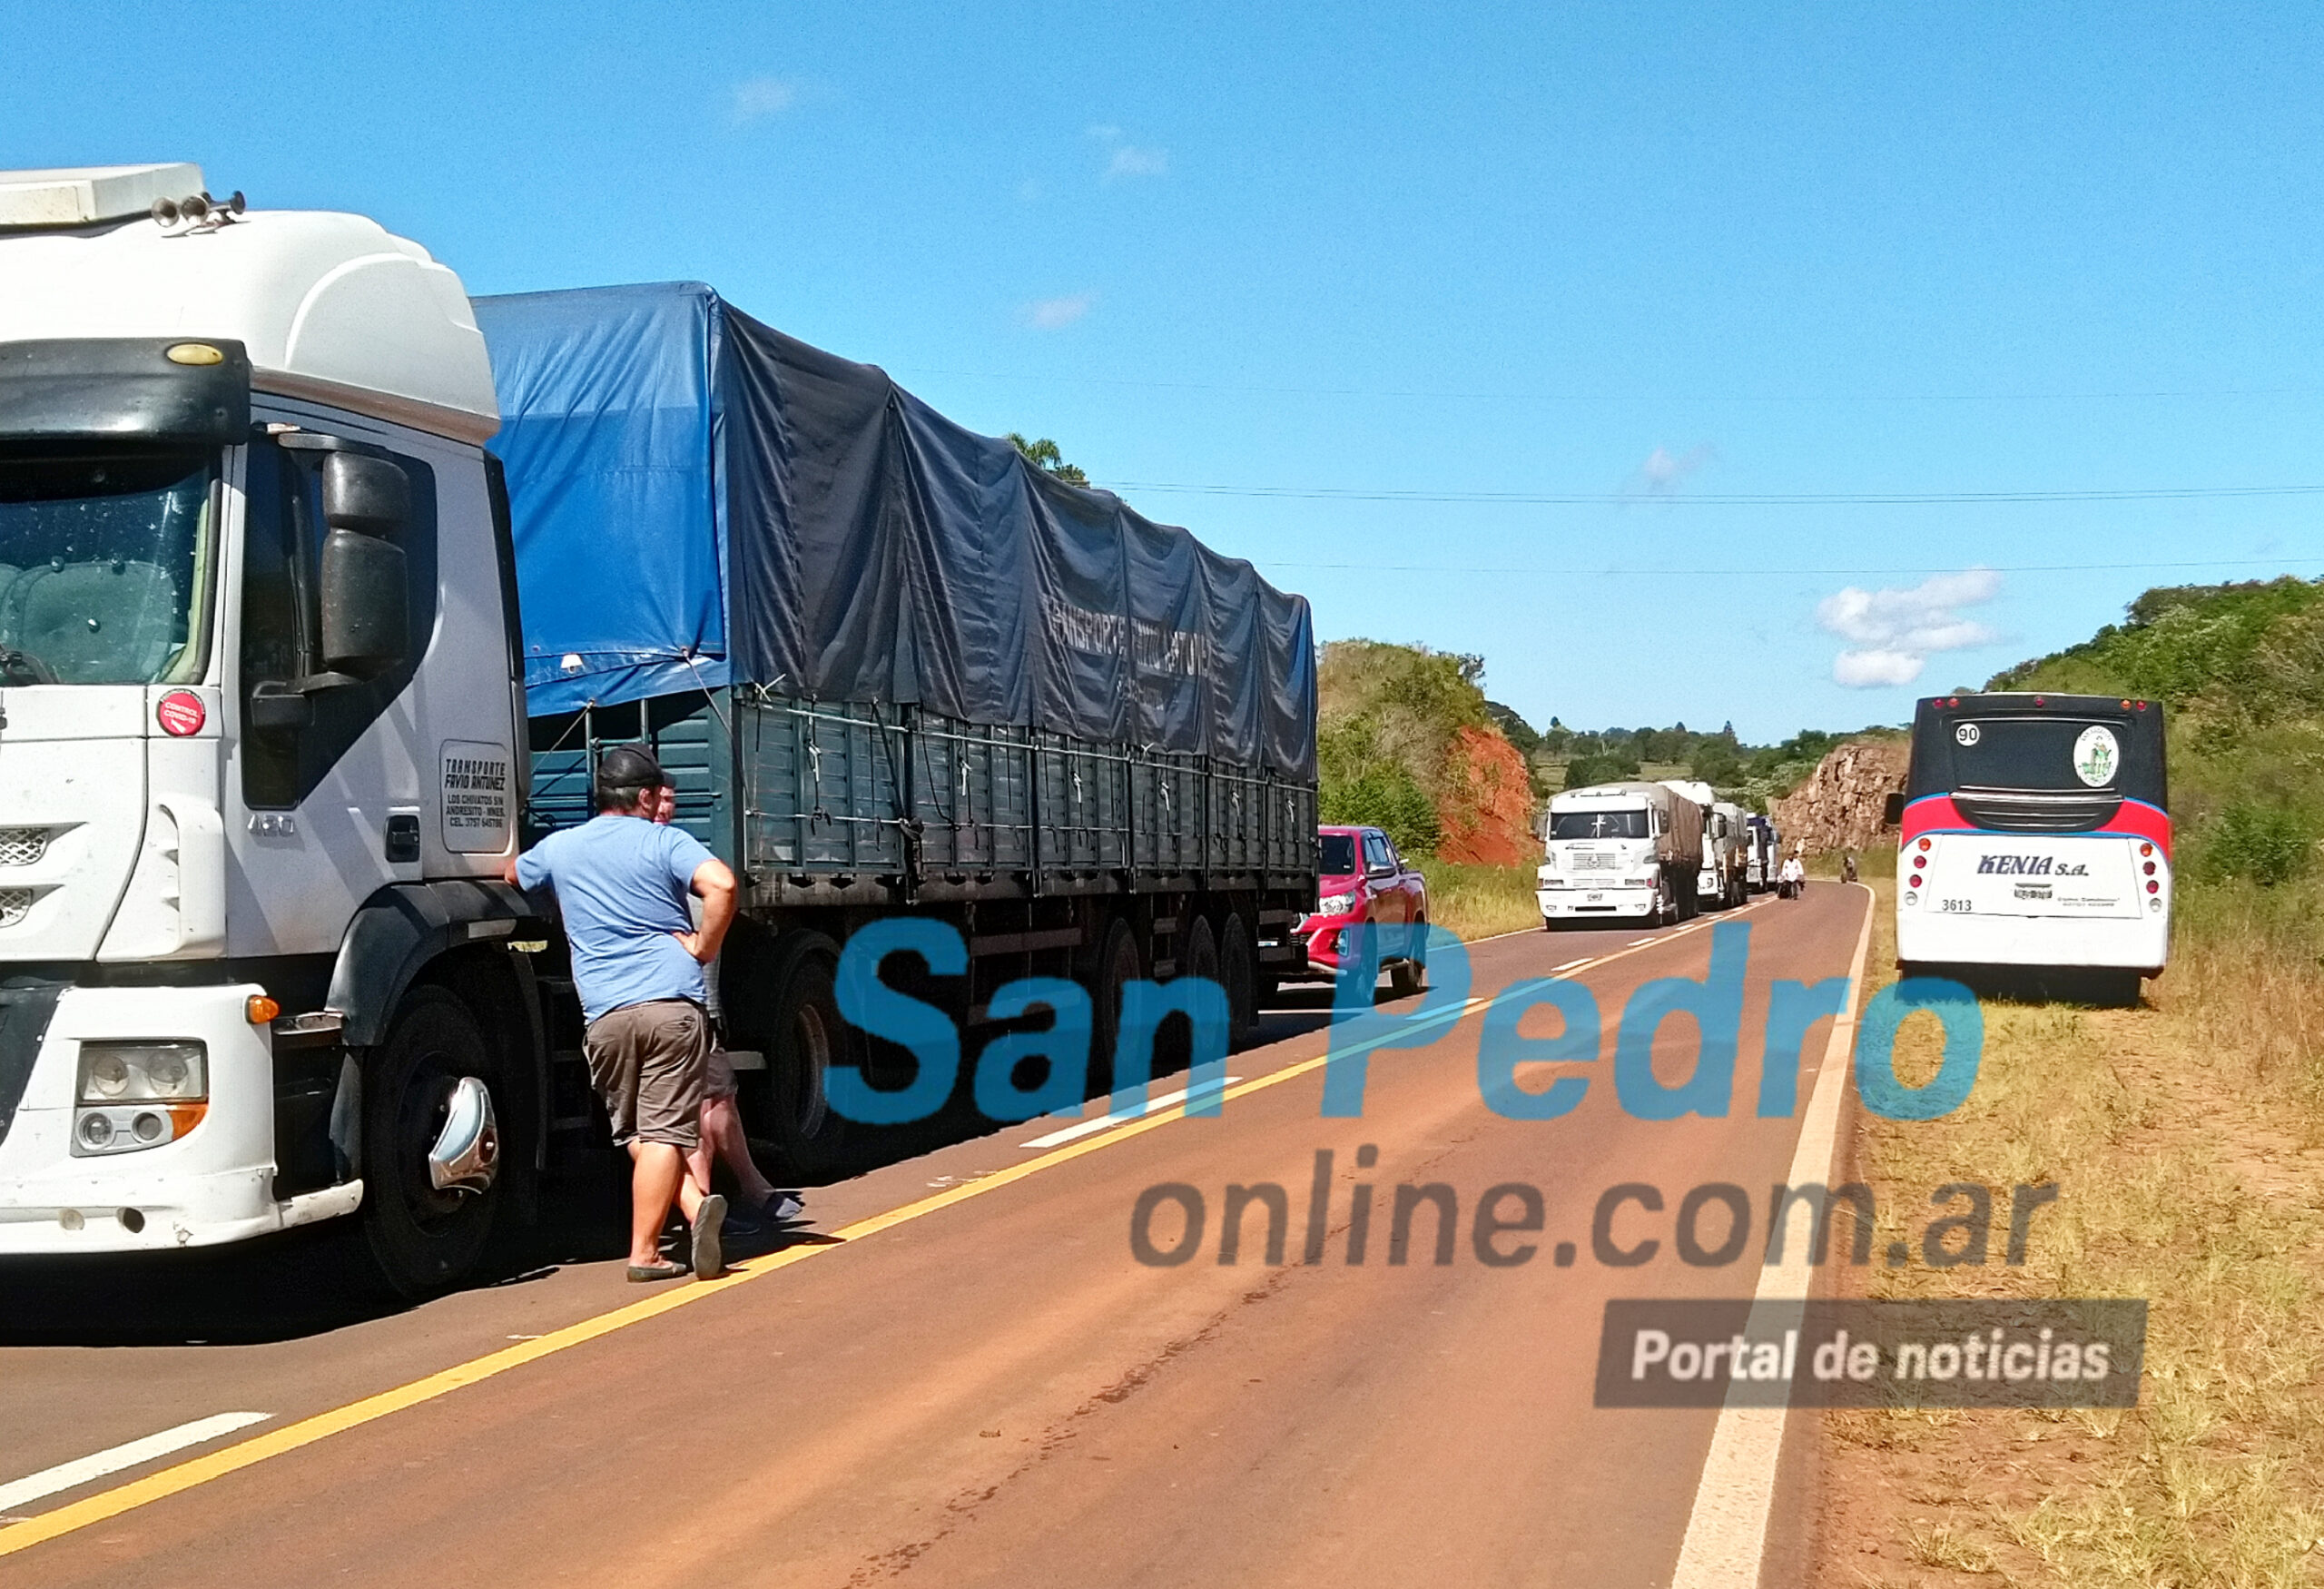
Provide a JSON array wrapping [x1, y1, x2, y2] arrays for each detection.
[[8, 4, 2324, 741]]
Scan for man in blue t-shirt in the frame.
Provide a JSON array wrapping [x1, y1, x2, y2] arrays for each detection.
[[508, 745, 736, 1281]]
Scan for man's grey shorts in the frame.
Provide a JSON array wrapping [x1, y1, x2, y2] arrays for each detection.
[[584, 999, 708, 1150]]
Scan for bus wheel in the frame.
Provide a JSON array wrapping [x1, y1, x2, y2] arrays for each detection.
[[767, 935, 849, 1179], [360, 987, 502, 1300]]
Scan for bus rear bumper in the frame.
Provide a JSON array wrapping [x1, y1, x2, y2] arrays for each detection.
[[1895, 911, 2168, 974]]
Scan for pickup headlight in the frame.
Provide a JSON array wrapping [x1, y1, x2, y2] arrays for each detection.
[[1317, 891, 1359, 917], [73, 1041, 207, 1157]]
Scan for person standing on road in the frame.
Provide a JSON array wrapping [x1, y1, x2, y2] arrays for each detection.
[[1779, 846, 1807, 898], [507, 745, 732, 1282], [646, 785, 804, 1229]]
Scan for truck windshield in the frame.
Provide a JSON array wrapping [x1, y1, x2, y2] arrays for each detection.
[[0, 444, 216, 686], [1551, 809, 1649, 840], [1320, 833, 1358, 874]]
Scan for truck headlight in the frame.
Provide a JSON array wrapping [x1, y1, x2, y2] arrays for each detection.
[[72, 1041, 207, 1157], [1317, 891, 1359, 917], [77, 1042, 206, 1103]]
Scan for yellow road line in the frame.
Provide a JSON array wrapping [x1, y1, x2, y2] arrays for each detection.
[[0, 911, 1760, 1559]]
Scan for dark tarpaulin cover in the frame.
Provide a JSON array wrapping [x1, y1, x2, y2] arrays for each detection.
[[476, 282, 1315, 778]]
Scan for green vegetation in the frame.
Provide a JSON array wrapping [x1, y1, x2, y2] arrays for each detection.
[[1987, 575, 2324, 883], [1317, 640, 1496, 856], [1005, 432, 1089, 487], [1520, 716, 1901, 811], [1413, 859, 1541, 942]]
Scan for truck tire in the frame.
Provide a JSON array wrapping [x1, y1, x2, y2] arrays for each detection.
[[767, 935, 850, 1179], [1081, 915, 1143, 1096], [1219, 912, 1259, 1051], [1157, 915, 1220, 1077], [359, 987, 503, 1300]]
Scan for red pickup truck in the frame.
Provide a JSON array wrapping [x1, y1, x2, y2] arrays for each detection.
[[1286, 824, 1432, 998]]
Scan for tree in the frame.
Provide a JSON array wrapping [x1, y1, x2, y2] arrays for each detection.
[[1007, 432, 1089, 487]]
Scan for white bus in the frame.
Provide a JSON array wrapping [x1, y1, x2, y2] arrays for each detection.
[[1891, 692, 2169, 1002]]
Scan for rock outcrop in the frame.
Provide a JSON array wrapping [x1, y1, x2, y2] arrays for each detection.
[[1770, 738, 1907, 855], [1435, 725, 1536, 865]]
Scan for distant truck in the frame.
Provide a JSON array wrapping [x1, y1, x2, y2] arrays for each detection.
[[1537, 781, 1704, 927], [1657, 780, 1748, 911], [0, 165, 1319, 1297], [1709, 800, 1751, 908], [1744, 814, 1780, 893]]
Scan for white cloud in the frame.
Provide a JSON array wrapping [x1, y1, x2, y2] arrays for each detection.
[[729, 76, 799, 125], [1817, 568, 2003, 689], [1023, 292, 1096, 330], [1105, 144, 1169, 181], [1089, 123, 1168, 182], [1831, 648, 1928, 688], [1626, 443, 1716, 496]]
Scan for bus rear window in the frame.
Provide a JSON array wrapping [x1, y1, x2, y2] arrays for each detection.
[[1952, 717, 2125, 792]]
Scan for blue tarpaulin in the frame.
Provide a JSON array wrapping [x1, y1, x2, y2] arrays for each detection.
[[475, 282, 1316, 777]]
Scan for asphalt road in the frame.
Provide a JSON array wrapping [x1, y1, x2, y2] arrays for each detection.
[[0, 883, 1868, 1588]]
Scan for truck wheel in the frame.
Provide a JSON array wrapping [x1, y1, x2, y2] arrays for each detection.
[[768, 936, 850, 1179], [1082, 915, 1142, 1095], [1157, 916, 1220, 1077], [360, 987, 503, 1300], [1219, 912, 1259, 1050]]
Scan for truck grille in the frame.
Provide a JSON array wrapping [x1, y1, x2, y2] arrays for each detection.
[[0, 888, 33, 927], [0, 828, 47, 867]]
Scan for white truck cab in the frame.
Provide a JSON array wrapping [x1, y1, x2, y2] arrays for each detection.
[[0, 165, 531, 1292], [1537, 780, 1700, 927]]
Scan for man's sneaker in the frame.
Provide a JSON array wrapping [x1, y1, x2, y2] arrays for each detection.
[[692, 1192, 727, 1279], [766, 1191, 805, 1222]]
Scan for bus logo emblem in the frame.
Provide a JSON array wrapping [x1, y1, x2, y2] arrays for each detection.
[[1955, 723, 1980, 746], [2073, 725, 2120, 787]]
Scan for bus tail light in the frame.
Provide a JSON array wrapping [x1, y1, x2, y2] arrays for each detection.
[[2140, 843, 2153, 857], [2147, 880, 2160, 894]]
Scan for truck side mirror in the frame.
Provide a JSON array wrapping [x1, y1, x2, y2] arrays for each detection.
[[1882, 791, 1905, 827], [319, 454, 410, 676]]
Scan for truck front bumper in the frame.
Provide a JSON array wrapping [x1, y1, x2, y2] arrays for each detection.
[[0, 982, 360, 1255], [1538, 885, 1657, 920]]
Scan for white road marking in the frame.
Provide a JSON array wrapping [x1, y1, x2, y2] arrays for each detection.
[[1019, 1075, 1244, 1148], [1628, 937, 1657, 947], [1669, 882, 1876, 1589], [0, 1413, 271, 1515], [1550, 958, 1594, 973]]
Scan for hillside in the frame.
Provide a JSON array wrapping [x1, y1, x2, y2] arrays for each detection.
[[1988, 575, 2324, 880], [1316, 641, 1534, 864]]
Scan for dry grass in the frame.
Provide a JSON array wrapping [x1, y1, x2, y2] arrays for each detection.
[[1817, 879, 2324, 1588], [1414, 859, 1541, 942]]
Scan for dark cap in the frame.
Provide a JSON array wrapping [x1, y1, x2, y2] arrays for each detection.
[[594, 744, 667, 812]]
